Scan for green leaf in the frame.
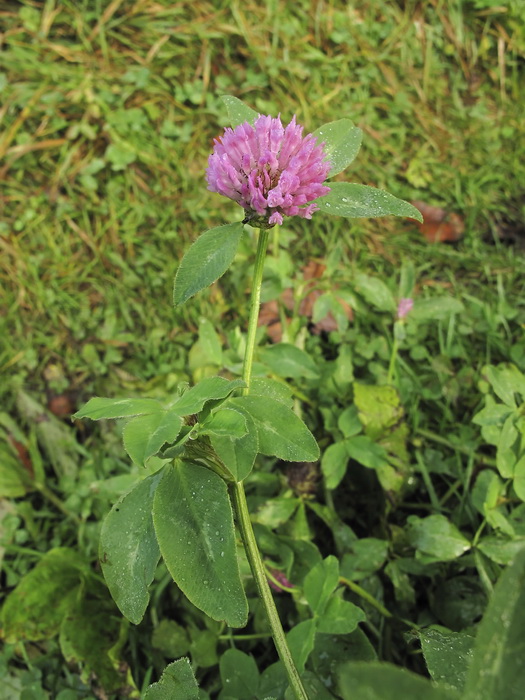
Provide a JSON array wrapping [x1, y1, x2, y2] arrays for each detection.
[[143, 658, 199, 700], [409, 297, 465, 322], [210, 409, 258, 482], [173, 376, 246, 416], [1, 548, 87, 642], [463, 546, 525, 700], [345, 436, 388, 470], [483, 364, 525, 407], [73, 396, 163, 420], [100, 472, 163, 624], [259, 344, 320, 380], [419, 628, 474, 693], [317, 595, 366, 635], [228, 396, 319, 462], [123, 410, 183, 466], [173, 223, 244, 306], [287, 619, 317, 675], [219, 648, 260, 699], [337, 662, 460, 700], [59, 597, 128, 693], [152, 620, 190, 658], [353, 274, 396, 313], [477, 537, 525, 565], [304, 555, 340, 615], [317, 183, 423, 221], [221, 95, 259, 127], [200, 408, 247, 439], [253, 497, 299, 528], [340, 539, 389, 582], [406, 515, 471, 561], [321, 441, 349, 490], [0, 442, 32, 497], [153, 462, 248, 627], [312, 119, 363, 177]]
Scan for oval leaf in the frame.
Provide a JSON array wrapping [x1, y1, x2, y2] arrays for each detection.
[[73, 397, 163, 420], [173, 223, 244, 306], [229, 395, 320, 462], [153, 462, 248, 627], [317, 182, 423, 221], [172, 376, 245, 416], [123, 410, 183, 466], [260, 344, 320, 380], [210, 409, 259, 482], [100, 471, 163, 624], [144, 658, 199, 700], [221, 95, 259, 127], [311, 119, 363, 177]]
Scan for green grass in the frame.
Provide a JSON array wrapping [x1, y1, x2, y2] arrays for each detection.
[[1, 0, 525, 697]]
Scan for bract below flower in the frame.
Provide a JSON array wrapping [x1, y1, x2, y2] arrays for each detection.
[[206, 114, 331, 227]]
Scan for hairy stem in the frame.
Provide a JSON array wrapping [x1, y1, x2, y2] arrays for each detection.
[[234, 227, 309, 700]]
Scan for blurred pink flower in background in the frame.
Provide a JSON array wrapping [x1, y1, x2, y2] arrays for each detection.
[[397, 297, 414, 319], [206, 114, 331, 227]]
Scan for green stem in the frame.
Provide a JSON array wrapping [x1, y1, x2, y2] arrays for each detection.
[[241, 228, 270, 394], [232, 483, 308, 700], [234, 227, 308, 700], [387, 335, 399, 385]]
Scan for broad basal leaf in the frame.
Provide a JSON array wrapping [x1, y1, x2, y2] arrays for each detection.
[[228, 395, 319, 462], [173, 223, 244, 306], [260, 343, 320, 380], [153, 462, 248, 627], [406, 515, 471, 561], [317, 182, 423, 221], [311, 119, 363, 177], [419, 628, 474, 693], [100, 471, 163, 624]]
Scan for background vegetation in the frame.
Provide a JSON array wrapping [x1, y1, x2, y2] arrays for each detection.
[[1, 0, 524, 698]]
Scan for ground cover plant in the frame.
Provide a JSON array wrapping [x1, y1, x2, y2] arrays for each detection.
[[1, 1, 525, 699]]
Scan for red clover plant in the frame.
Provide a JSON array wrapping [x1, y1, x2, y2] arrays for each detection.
[[74, 95, 422, 699]]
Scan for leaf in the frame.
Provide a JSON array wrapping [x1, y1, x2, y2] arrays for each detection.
[[353, 274, 396, 313], [0, 442, 32, 497], [317, 183, 423, 221], [73, 397, 163, 420], [317, 595, 366, 635], [419, 628, 474, 693], [100, 471, 163, 624], [153, 462, 248, 627], [123, 410, 183, 466], [173, 223, 244, 306], [219, 648, 260, 699], [200, 408, 247, 439], [409, 297, 465, 322], [59, 597, 128, 693], [311, 119, 363, 177], [406, 515, 471, 561], [340, 539, 389, 581], [210, 409, 258, 482], [287, 619, 317, 675], [228, 396, 319, 462], [173, 377, 246, 416], [463, 546, 525, 700], [477, 536, 525, 565], [337, 662, 460, 700], [1, 548, 87, 642], [304, 555, 340, 615], [151, 620, 190, 658], [345, 436, 389, 470], [143, 658, 199, 700], [483, 364, 525, 407], [321, 441, 349, 490], [259, 344, 320, 380], [221, 95, 259, 127]]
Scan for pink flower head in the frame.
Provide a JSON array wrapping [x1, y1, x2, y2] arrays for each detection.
[[397, 298, 414, 319], [206, 114, 331, 227]]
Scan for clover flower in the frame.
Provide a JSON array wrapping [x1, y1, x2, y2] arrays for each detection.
[[397, 298, 414, 320], [206, 114, 331, 227]]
